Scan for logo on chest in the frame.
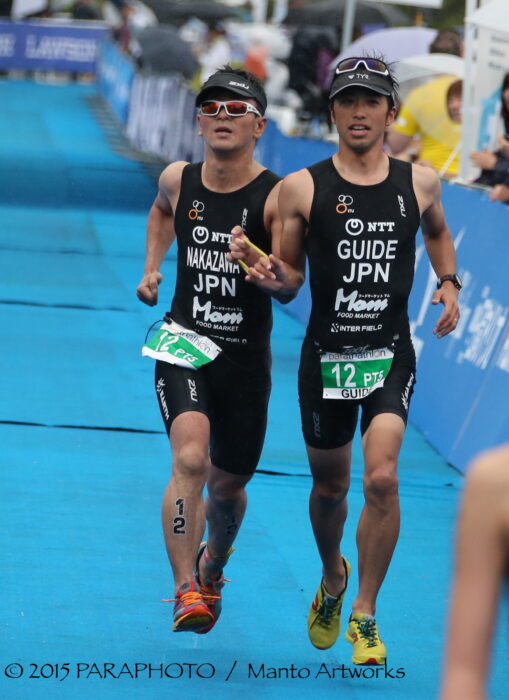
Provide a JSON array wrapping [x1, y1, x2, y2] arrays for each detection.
[[241, 207, 248, 232], [336, 194, 354, 215], [188, 200, 205, 221], [191, 226, 233, 246]]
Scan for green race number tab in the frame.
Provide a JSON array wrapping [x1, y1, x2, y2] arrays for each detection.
[[142, 320, 221, 369], [321, 347, 394, 399]]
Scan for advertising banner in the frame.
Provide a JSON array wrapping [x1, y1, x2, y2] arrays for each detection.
[[97, 40, 134, 125], [408, 182, 509, 472], [126, 73, 203, 163], [0, 19, 108, 73]]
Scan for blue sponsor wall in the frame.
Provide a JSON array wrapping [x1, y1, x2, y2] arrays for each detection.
[[95, 40, 509, 473], [0, 19, 108, 73], [255, 119, 337, 180], [408, 183, 509, 472], [96, 40, 134, 125]]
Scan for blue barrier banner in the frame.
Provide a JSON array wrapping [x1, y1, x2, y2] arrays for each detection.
[[256, 119, 336, 178], [97, 40, 134, 125], [0, 19, 108, 73], [408, 183, 509, 472], [126, 73, 203, 163]]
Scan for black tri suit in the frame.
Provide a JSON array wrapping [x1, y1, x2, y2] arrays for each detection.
[[299, 157, 421, 448], [155, 163, 280, 474]]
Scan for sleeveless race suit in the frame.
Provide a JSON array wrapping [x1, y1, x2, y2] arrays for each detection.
[[170, 163, 279, 352], [155, 162, 281, 474], [299, 157, 420, 448]]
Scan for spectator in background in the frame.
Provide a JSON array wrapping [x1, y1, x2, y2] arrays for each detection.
[[245, 41, 268, 83], [0, 0, 12, 16], [71, 0, 101, 20], [470, 72, 509, 202], [387, 76, 463, 178], [387, 27, 464, 177], [110, 0, 136, 55], [429, 27, 464, 57], [440, 445, 509, 700], [198, 21, 232, 82], [287, 25, 341, 124], [446, 79, 462, 124]]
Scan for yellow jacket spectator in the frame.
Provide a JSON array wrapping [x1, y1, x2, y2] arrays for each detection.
[[388, 75, 462, 178]]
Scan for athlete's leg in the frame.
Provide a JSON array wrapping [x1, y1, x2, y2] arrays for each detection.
[[193, 354, 269, 632], [307, 443, 352, 596], [305, 442, 353, 649], [352, 412, 405, 614], [199, 465, 252, 579], [162, 411, 211, 592], [200, 350, 271, 577]]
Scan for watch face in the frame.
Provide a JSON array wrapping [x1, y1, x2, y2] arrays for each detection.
[[449, 274, 463, 289]]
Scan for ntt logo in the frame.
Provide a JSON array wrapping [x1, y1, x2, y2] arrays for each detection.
[[345, 219, 364, 236], [192, 226, 209, 244]]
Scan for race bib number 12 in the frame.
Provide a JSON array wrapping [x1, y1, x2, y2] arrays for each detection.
[[321, 347, 394, 399]]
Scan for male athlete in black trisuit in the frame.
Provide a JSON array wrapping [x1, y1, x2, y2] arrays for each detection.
[[137, 66, 280, 634], [230, 57, 461, 664]]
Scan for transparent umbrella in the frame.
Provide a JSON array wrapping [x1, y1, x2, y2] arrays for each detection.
[[332, 26, 438, 65], [283, 0, 408, 28]]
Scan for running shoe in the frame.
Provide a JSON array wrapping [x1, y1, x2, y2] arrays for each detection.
[[307, 557, 351, 649], [170, 580, 213, 633], [194, 542, 232, 635], [345, 612, 387, 665]]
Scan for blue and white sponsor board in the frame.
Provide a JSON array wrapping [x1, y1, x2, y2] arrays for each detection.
[[408, 182, 509, 472], [0, 19, 108, 73], [97, 39, 134, 125]]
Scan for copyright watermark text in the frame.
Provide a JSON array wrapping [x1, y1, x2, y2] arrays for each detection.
[[3, 661, 406, 682]]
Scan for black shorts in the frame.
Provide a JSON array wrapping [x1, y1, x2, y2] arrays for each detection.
[[298, 335, 416, 449], [154, 348, 271, 475]]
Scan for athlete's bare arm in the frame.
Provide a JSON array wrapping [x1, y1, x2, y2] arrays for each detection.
[[229, 169, 311, 302], [228, 180, 282, 269], [136, 161, 187, 306], [413, 164, 460, 338], [386, 129, 413, 156], [441, 446, 509, 700]]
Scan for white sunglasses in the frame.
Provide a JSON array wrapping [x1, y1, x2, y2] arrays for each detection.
[[199, 100, 262, 118], [335, 58, 390, 76]]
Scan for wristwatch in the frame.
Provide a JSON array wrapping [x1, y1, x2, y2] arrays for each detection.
[[437, 273, 463, 290]]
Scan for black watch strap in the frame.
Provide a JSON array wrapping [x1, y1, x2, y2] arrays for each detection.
[[437, 273, 462, 290]]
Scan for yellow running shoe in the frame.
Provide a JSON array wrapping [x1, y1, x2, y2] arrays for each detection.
[[307, 557, 351, 649], [345, 612, 387, 665]]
